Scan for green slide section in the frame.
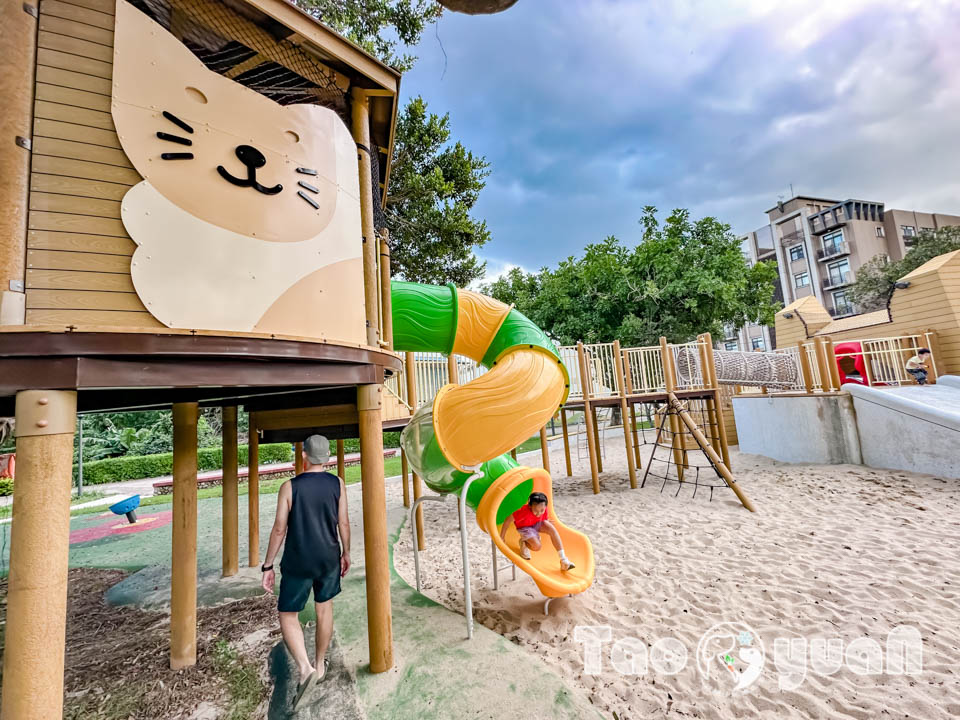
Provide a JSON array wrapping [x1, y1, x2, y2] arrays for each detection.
[[391, 282, 541, 524]]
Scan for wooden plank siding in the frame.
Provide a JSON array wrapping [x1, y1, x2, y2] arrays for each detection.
[[27, 0, 153, 326]]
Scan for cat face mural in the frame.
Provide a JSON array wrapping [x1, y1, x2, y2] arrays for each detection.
[[111, 0, 366, 343]]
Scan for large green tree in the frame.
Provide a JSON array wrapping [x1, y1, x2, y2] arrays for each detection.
[[850, 226, 960, 311], [297, 0, 442, 71], [484, 207, 780, 345], [385, 97, 491, 285]]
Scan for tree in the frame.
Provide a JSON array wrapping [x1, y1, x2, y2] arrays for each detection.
[[385, 97, 492, 285], [484, 206, 780, 346], [850, 226, 960, 311], [296, 0, 442, 72]]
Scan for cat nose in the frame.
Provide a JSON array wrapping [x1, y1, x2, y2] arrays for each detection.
[[235, 144, 266, 169]]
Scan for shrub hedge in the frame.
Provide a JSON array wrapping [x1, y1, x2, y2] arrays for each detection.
[[0, 478, 13, 497], [71, 432, 402, 485]]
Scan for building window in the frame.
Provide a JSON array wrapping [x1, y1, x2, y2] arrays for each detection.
[[921, 227, 933, 233], [876, 226, 884, 237], [822, 229, 844, 255], [794, 271, 809, 288], [724, 341, 738, 351], [826, 259, 850, 287], [789, 244, 805, 262], [833, 290, 853, 316], [901, 225, 916, 237], [751, 337, 765, 350]]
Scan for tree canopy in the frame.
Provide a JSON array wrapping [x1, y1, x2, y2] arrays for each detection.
[[850, 226, 960, 311], [483, 207, 781, 346], [385, 97, 492, 285], [297, 0, 442, 71]]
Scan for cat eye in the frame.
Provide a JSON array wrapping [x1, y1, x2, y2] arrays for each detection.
[[285, 131, 300, 144], [185, 86, 208, 104]]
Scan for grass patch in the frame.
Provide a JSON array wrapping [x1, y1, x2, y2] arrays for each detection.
[[212, 639, 266, 720]]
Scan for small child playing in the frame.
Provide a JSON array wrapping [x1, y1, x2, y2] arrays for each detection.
[[905, 348, 931, 385], [500, 492, 575, 571]]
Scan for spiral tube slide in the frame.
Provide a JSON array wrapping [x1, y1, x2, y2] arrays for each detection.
[[393, 281, 568, 521]]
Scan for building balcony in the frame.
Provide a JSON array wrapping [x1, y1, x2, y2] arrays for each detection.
[[903, 234, 919, 246], [779, 229, 804, 245], [809, 215, 846, 236], [822, 272, 852, 290], [817, 240, 850, 261], [828, 305, 857, 318]]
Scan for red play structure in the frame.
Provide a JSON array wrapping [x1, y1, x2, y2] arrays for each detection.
[[834, 341, 869, 386]]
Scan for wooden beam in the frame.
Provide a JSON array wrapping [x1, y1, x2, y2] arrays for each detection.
[[405, 352, 424, 548], [247, 421, 260, 567], [294, 440, 304, 475], [659, 337, 685, 482], [380, 235, 393, 349], [336, 438, 345, 478], [613, 340, 637, 489], [576, 342, 600, 494], [560, 408, 572, 477], [539, 425, 550, 473], [250, 404, 359, 432], [351, 89, 381, 348], [796, 340, 814, 394], [221, 406, 238, 578], [171, 402, 198, 669], [701, 332, 730, 469]]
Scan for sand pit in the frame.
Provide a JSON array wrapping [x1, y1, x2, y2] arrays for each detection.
[[393, 430, 960, 719]]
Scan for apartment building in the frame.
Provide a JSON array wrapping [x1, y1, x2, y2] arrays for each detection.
[[722, 195, 960, 351]]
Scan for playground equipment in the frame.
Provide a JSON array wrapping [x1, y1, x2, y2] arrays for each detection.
[[392, 281, 595, 630], [109, 495, 141, 524]]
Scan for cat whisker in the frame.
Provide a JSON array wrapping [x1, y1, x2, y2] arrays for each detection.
[[296, 167, 317, 176], [162, 110, 194, 134], [161, 152, 194, 160], [156, 131, 192, 146], [297, 191, 319, 209], [297, 180, 319, 194]]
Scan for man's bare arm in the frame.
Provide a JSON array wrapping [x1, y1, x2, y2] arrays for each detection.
[[263, 481, 291, 567], [338, 477, 351, 576]]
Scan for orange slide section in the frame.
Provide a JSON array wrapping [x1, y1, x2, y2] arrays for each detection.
[[476, 467, 594, 598]]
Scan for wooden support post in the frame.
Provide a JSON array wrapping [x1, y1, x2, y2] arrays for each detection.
[[171, 402, 198, 670], [351, 88, 381, 347], [590, 404, 604, 473], [247, 421, 260, 567], [560, 409, 573, 477], [669, 393, 755, 512], [622, 350, 643, 468], [923, 328, 941, 383], [696, 335, 723, 464], [539, 425, 551, 473], [1, 391, 76, 720], [825, 337, 842, 391], [702, 333, 732, 469], [659, 337, 686, 482], [510, 447, 518, 460], [358, 384, 394, 673], [613, 340, 637, 489], [222, 406, 239, 578], [813, 336, 831, 391], [379, 234, 394, 349], [336, 439, 345, 478], [294, 441, 304, 475], [400, 450, 410, 507], [796, 340, 814, 394], [405, 352, 424, 549], [0, 0, 38, 326], [447, 353, 458, 385], [576, 342, 601, 494]]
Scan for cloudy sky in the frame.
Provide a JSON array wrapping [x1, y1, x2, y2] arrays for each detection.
[[397, 0, 960, 282]]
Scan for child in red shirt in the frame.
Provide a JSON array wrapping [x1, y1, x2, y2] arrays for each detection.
[[499, 492, 575, 571]]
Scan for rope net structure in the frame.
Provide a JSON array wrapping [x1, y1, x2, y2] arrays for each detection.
[[673, 346, 801, 389]]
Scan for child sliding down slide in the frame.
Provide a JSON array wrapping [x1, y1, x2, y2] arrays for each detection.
[[501, 492, 576, 572]]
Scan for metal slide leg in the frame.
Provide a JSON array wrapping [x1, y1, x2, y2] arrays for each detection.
[[411, 494, 447, 593], [459, 472, 483, 640], [491, 535, 499, 591]]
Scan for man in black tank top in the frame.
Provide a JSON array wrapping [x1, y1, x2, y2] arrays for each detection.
[[260, 434, 350, 709]]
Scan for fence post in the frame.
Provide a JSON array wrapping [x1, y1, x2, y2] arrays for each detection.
[[622, 348, 643, 468], [796, 340, 814, 394], [613, 340, 637, 489], [824, 337, 842, 390], [813, 337, 832, 391]]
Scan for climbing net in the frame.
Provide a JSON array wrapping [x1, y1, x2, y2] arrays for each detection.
[[630, 397, 742, 503], [673, 346, 800, 389]]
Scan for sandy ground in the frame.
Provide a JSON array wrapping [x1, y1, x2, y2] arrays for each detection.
[[393, 428, 960, 719]]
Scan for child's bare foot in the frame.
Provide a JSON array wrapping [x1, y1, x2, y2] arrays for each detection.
[[561, 558, 575, 571], [519, 540, 530, 560]]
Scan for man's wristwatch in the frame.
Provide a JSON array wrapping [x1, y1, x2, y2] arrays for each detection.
[[261, 563, 273, 572]]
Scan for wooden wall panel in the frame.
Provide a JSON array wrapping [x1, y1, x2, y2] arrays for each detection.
[[26, 0, 154, 329]]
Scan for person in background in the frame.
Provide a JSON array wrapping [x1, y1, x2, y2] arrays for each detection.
[[905, 348, 932, 386]]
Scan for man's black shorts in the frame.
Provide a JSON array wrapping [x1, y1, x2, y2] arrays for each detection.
[[278, 571, 341, 612]]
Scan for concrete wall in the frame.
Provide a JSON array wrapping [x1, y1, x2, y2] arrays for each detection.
[[732, 394, 862, 464]]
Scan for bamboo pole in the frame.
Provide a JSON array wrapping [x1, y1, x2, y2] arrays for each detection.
[[222, 406, 239, 578], [400, 450, 410, 507], [703, 333, 731, 469], [405, 352, 424, 548], [1, 391, 76, 720], [696, 335, 723, 461], [379, 233, 393, 349], [824, 337, 842, 391], [813, 336, 831, 391], [590, 404, 604, 473], [0, 0, 38, 327], [560, 409, 573, 477], [622, 349, 643, 468], [247, 421, 260, 567], [336, 439, 345, 478], [294, 441, 304, 475], [613, 340, 637, 489], [659, 337, 686, 482], [351, 88, 381, 347], [576, 342, 601, 494], [669, 393, 755, 512], [171, 402, 199, 669], [796, 340, 814, 394], [358, 384, 394, 673], [539, 425, 551, 473]]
